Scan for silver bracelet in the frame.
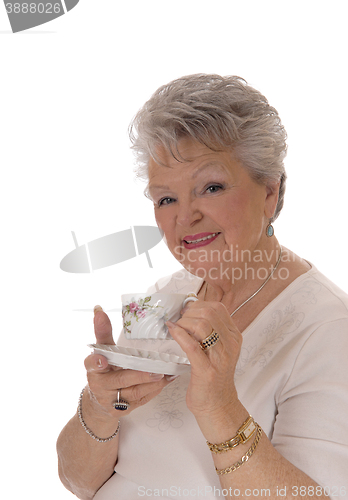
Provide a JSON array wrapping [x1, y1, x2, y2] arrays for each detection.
[[77, 387, 120, 443]]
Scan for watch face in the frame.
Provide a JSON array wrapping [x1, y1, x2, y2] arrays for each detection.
[[243, 421, 256, 439]]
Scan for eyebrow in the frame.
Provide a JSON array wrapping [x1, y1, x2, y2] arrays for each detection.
[[148, 162, 227, 192]]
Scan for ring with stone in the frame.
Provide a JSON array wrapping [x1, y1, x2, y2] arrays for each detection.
[[113, 389, 130, 411], [199, 330, 220, 351]]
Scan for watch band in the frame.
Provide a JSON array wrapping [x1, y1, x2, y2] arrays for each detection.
[[207, 415, 257, 453]]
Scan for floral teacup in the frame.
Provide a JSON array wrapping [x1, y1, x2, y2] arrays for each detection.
[[121, 293, 197, 340]]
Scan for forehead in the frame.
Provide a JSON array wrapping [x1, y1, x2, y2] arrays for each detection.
[[151, 138, 224, 166], [148, 138, 237, 183]]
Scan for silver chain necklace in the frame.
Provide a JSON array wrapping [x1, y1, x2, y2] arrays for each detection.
[[203, 246, 283, 317]]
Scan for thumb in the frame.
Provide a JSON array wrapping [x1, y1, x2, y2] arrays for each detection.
[[93, 305, 115, 345]]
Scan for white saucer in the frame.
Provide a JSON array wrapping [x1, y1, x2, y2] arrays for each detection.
[[89, 344, 191, 375]]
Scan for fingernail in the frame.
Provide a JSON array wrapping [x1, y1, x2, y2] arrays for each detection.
[[150, 373, 164, 380], [94, 305, 103, 314], [165, 374, 180, 382], [97, 358, 103, 368], [166, 320, 176, 328]]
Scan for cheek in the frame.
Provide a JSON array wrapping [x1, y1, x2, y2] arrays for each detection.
[[154, 210, 166, 231], [228, 189, 263, 218], [154, 210, 175, 245], [154, 208, 164, 229], [218, 194, 263, 241]]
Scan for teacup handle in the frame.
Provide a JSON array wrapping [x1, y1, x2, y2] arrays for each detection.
[[182, 293, 198, 308]]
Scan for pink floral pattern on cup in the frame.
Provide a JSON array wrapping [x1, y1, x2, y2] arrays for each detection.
[[121, 292, 197, 340], [122, 296, 163, 336]]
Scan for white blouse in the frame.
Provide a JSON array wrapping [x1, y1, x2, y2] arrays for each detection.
[[95, 265, 348, 499]]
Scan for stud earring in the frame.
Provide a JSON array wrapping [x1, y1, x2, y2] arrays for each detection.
[[266, 222, 274, 237]]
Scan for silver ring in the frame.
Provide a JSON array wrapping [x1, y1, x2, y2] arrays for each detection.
[[199, 330, 220, 351], [113, 389, 130, 411]]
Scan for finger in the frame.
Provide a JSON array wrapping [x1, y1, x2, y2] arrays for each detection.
[[84, 353, 118, 374], [180, 301, 240, 344], [135, 377, 179, 405], [181, 300, 232, 325], [166, 320, 210, 372], [119, 375, 178, 404], [86, 370, 173, 415], [84, 354, 166, 387], [174, 316, 212, 342], [94, 305, 115, 345], [110, 369, 165, 390], [169, 302, 243, 366], [101, 376, 177, 416], [176, 305, 224, 343]]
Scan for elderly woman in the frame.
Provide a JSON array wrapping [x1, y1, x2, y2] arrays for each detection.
[[57, 74, 348, 499]]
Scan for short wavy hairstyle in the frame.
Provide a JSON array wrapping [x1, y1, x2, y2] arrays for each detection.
[[129, 73, 287, 221]]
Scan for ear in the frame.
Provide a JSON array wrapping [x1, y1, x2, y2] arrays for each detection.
[[264, 180, 280, 219]]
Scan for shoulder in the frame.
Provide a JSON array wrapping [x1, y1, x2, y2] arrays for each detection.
[[270, 265, 348, 390], [238, 264, 348, 383], [146, 268, 203, 295], [288, 264, 348, 321]]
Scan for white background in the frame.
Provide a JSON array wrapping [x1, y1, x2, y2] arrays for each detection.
[[1, 1, 347, 498]]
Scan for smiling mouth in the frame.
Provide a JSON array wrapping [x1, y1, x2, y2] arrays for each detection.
[[183, 232, 221, 244]]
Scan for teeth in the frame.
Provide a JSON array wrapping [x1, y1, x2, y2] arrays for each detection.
[[185, 232, 219, 244]]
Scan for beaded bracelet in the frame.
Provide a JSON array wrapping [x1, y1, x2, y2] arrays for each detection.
[[77, 387, 120, 443], [215, 425, 262, 475]]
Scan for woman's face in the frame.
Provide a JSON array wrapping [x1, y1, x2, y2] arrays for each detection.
[[148, 138, 279, 280]]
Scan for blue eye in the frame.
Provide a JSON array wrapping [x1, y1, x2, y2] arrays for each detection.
[[158, 197, 175, 207], [206, 184, 223, 194]]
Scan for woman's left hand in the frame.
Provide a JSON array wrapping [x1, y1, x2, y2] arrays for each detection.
[[166, 300, 243, 422]]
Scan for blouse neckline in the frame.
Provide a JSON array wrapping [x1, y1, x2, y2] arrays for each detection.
[[189, 262, 317, 336]]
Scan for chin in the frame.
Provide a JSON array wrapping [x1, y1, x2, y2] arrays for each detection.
[[181, 262, 213, 280]]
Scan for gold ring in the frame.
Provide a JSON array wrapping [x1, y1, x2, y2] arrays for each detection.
[[199, 330, 220, 351]]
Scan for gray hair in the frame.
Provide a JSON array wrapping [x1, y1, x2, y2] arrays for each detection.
[[129, 73, 287, 221]]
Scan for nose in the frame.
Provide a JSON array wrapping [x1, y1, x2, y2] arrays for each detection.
[[176, 199, 202, 227]]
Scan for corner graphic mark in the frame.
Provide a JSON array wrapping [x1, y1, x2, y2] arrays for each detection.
[[4, 0, 80, 33]]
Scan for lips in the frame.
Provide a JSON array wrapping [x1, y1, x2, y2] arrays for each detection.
[[182, 232, 220, 249]]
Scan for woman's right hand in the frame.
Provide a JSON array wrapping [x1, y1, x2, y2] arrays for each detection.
[[83, 306, 173, 420]]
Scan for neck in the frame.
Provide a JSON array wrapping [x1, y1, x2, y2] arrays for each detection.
[[203, 239, 282, 309]]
